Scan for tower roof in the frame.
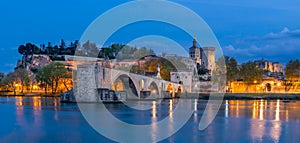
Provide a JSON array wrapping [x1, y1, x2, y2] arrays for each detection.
[[193, 35, 197, 47]]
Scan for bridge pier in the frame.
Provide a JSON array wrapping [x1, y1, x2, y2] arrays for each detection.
[[75, 64, 98, 102]]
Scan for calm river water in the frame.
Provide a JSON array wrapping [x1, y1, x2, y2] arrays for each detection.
[[0, 96, 300, 143]]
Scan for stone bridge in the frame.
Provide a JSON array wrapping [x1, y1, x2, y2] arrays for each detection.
[[75, 64, 184, 102]]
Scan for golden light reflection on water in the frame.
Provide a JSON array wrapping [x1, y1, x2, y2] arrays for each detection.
[[169, 100, 173, 119], [275, 100, 280, 121], [15, 96, 23, 111], [225, 99, 300, 142], [151, 101, 158, 142], [14, 96, 59, 111], [152, 101, 156, 119], [259, 100, 264, 120], [33, 97, 42, 111], [227, 99, 300, 122]]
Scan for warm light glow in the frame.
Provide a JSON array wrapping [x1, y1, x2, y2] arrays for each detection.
[[16, 96, 23, 107], [152, 101, 156, 118], [254, 80, 257, 84], [275, 100, 280, 121], [259, 100, 264, 120], [252, 101, 258, 119], [33, 97, 42, 110], [169, 100, 173, 119], [33, 85, 38, 90], [277, 83, 281, 86], [141, 80, 145, 90]]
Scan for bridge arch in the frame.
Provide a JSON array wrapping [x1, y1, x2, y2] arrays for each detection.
[[177, 85, 183, 94], [166, 83, 175, 98], [112, 74, 139, 98], [148, 81, 160, 98]]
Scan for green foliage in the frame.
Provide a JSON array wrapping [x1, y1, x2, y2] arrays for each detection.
[[143, 57, 176, 81], [15, 68, 30, 93], [36, 62, 71, 93], [18, 40, 79, 56], [212, 57, 227, 91], [1, 72, 16, 94], [18, 43, 40, 55], [285, 59, 300, 92], [239, 61, 263, 91], [18, 40, 156, 62], [285, 59, 300, 81], [114, 45, 155, 61], [225, 56, 239, 83]]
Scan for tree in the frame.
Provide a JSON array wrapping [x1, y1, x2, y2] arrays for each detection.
[[18, 43, 40, 55], [239, 61, 263, 92], [285, 59, 300, 92], [1, 72, 17, 94], [212, 57, 227, 92], [18, 45, 26, 55], [0, 72, 5, 81], [36, 62, 71, 94], [133, 47, 155, 59], [60, 39, 66, 49], [36, 65, 51, 93], [143, 57, 176, 81], [225, 56, 239, 88], [15, 68, 30, 93]]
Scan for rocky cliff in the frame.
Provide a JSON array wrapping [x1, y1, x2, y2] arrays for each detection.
[[16, 54, 52, 72]]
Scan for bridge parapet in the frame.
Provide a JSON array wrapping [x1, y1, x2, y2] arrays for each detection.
[[76, 64, 185, 101]]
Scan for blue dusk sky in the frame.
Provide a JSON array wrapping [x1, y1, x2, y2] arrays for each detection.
[[0, 0, 300, 73]]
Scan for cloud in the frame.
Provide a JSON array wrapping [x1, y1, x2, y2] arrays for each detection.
[[223, 27, 300, 64], [263, 27, 300, 40]]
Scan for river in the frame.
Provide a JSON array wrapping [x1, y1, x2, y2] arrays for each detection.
[[0, 96, 299, 143]]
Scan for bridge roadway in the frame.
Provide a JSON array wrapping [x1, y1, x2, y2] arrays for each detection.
[[75, 64, 184, 102]]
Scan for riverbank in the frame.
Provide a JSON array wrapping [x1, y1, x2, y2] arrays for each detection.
[[0, 92, 60, 97], [182, 93, 300, 100], [2, 92, 300, 100]]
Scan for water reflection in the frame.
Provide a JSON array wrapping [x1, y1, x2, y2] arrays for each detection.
[[12, 96, 60, 111], [152, 101, 157, 119], [2, 97, 300, 143], [223, 99, 300, 142], [227, 100, 297, 121], [169, 99, 173, 119]]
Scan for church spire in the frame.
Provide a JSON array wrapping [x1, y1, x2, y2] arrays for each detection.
[[193, 35, 197, 47]]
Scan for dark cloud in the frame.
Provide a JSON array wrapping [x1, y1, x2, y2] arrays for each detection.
[[223, 28, 300, 64]]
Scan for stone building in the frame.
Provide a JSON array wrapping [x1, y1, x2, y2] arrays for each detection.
[[189, 36, 202, 65], [188, 36, 215, 72], [272, 62, 284, 73], [170, 70, 193, 92], [255, 59, 284, 73], [202, 47, 215, 71]]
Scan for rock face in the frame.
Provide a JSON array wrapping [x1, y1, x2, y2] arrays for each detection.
[[16, 54, 52, 72]]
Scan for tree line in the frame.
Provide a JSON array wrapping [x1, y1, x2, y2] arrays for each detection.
[[215, 56, 300, 92], [0, 62, 72, 95], [18, 40, 155, 60]]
